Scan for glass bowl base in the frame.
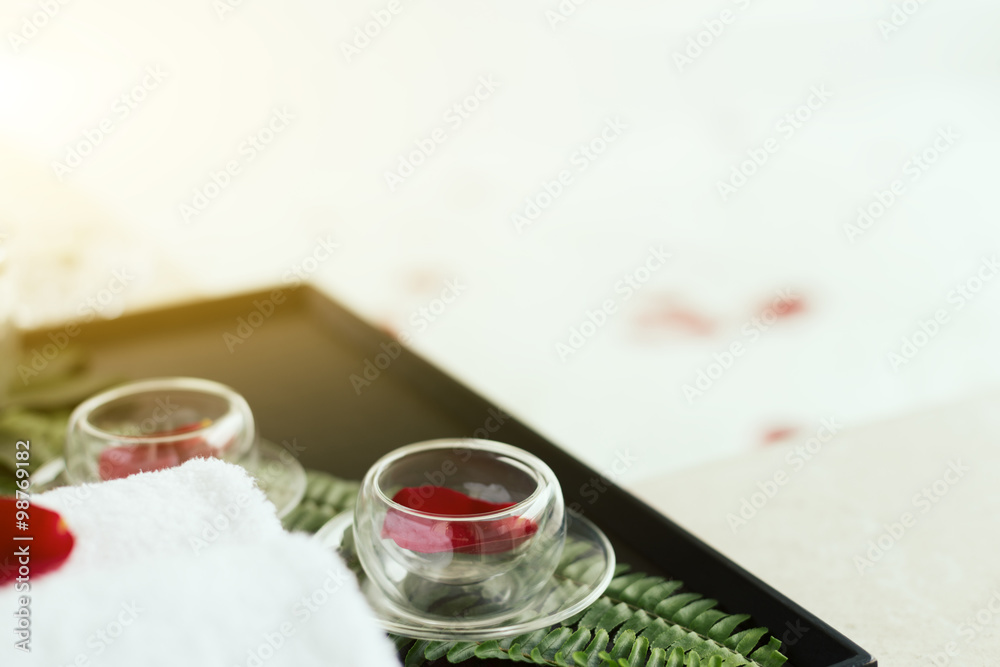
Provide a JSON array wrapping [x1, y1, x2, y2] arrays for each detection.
[[244, 439, 307, 518], [314, 512, 615, 641]]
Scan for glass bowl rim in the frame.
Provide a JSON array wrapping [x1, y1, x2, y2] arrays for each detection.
[[68, 376, 255, 448], [366, 438, 560, 523]]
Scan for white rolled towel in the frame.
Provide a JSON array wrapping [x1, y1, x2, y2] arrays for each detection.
[[0, 458, 401, 667]]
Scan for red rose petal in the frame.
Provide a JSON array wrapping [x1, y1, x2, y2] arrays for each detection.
[[98, 444, 181, 480], [390, 486, 515, 515], [770, 295, 806, 318], [98, 420, 220, 481], [382, 486, 538, 555], [1, 499, 75, 585], [761, 426, 799, 446]]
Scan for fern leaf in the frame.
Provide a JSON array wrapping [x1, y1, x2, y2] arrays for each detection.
[[605, 573, 649, 598], [573, 628, 611, 667], [637, 582, 684, 609], [727, 628, 769, 657], [653, 593, 703, 618], [559, 540, 596, 568], [690, 611, 727, 635], [748, 637, 788, 667], [596, 651, 617, 666], [665, 646, 686, 667], [554, 628, 593, 666], [561, 608, 590, 628], [293, 472, 790, 667], [623, 634, 650, 667], [620, 577, 665, 600], [474, 640, 506, 660], [509, 628, 550, 660], [706, 615, 750, 643], [609, 629, 636, 661], [446, 642, 480, 663], [619, 610, 654, 636], [578, 598, 615, 629], [390, 570, 787, 667], [595, 603, 634, 634], [424, 641, 456, 661], [645, 620, 684, 649], [534, 628, 574, 661], [673, 600, 719, 627], [281, 471, 360, 532], [405, 640, 432, 667], [646, 648, 668, 667]]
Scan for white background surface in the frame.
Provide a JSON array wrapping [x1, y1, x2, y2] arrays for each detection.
[[4, 0, 1000, 485], [634, 391, 1000, 666], [2, 0, 999, 477], [2, 2, 1000, 664]]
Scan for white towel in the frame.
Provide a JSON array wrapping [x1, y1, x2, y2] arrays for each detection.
[[0, 458, 401, 667]]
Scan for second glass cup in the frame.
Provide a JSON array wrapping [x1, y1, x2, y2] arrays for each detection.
[[353, 439, 566, 627], [66, 377, 256, 481], [63, 377, 305, 516]]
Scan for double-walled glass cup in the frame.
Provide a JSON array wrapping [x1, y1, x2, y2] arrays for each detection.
[[353, 439, 566, 628], [66, 377, 255, 482], [64, 377, 305, 515]]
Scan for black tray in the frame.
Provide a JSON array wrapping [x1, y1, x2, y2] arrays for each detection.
[[21, 285, 875, 667]]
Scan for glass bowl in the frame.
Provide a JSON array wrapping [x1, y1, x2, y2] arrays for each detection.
[[316, 438, 616, 639], [64, 377, 305, 516], [353, 439, 566, 628]]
